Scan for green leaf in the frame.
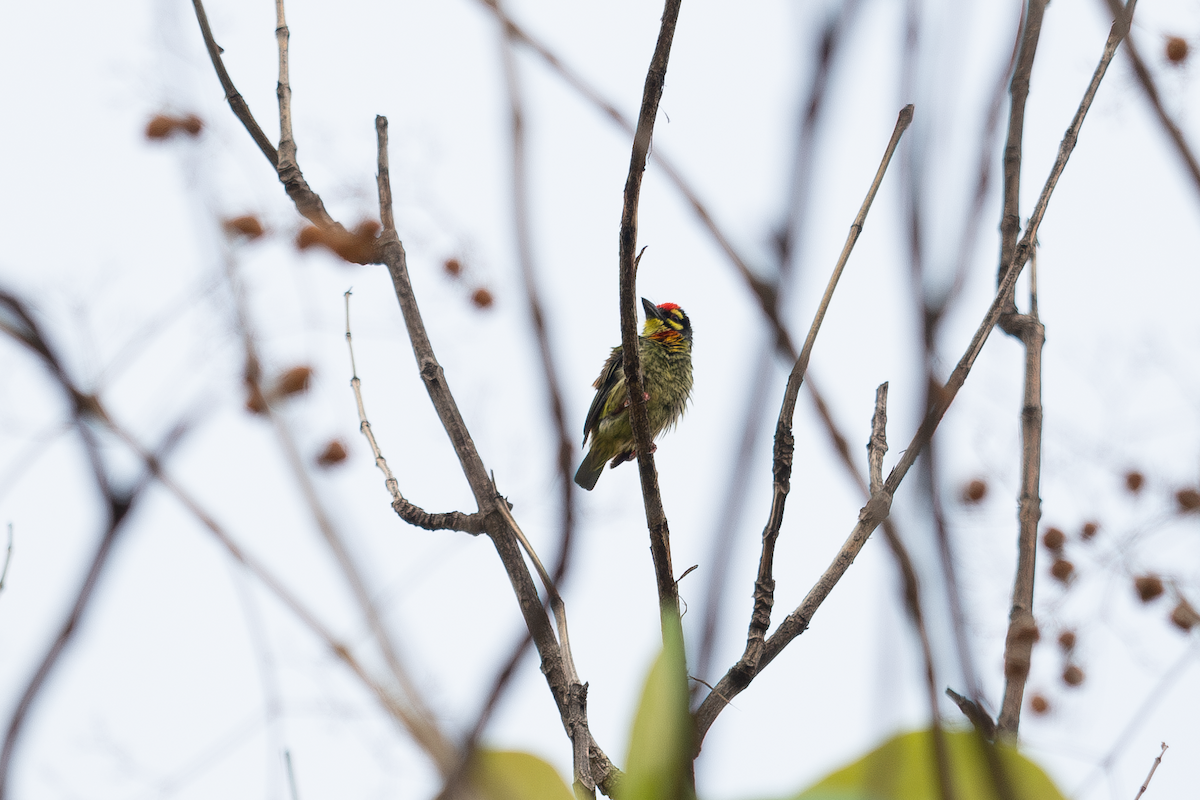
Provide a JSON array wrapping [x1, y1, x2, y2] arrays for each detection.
[[791, 729, 1067, 800], [470, 749, 575, 800], [622, 607, 696, 800]]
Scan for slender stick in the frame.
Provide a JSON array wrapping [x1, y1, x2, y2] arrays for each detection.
[[997, 0, 1048, 296], [274, 0, 293, 148], [996, 0, 1137, 737], [345, 292, 488, 533], [189, 0, 278, 165], [740, 106, 912, 673], [617, 0, 684, 623], [1133, 743, 1169, 800], [996, 256, 1044, 737], [867, 390, 955, 800]]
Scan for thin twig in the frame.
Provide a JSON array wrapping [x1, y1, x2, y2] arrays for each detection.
[[189, 0, 278, 165], [996, 251, 1045, 737], [867, 389, 955, 800], [1133, 743, 1168, 800], [695, 3, 864, 683], [274, 0, 293, 148], [189, 0, 338, 229], [996, 0, 1048, 299], [344, 292, 488, 533], [617, 0, 685, 623], [738, 106, 912, 675], [996, 0, 1137, 736], [1072, 641, 1198, 798]]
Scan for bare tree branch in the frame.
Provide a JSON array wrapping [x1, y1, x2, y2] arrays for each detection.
[[868, 388, 954, 800], [190, 0, 339, 229], [345, 291, 488, 534], [996, 246, 1045, 736], [696, 4, 866, 682], [1133, 743, 1169, 800], [617, 0, 685, 622], [371, 118, 621, 794], [996, 0, 1048, 299], [997, 0, 1136, 737], [735, 106, 911, 678], [189, 0, 278, 165]]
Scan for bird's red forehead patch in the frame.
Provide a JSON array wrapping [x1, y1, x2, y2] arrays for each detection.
[[657, 302, 681, 312]]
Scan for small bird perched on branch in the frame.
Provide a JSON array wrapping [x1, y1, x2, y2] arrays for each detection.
[[574, 298, 693, 490]]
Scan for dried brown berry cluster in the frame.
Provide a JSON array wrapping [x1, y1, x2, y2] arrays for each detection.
[[146, 114, 203, 139], [298, 221, 382, 265], [441, 257, 495, 310]]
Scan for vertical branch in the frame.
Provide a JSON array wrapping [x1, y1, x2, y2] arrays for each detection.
[[996, 1, 1135, 737], [996, 247, 1044, 736], [866, 385, 954, 800], [997, 0, 1048, 300], [618, 0, 684, 621], [269, 0, 336, 228], [274, 0, 293, 148]]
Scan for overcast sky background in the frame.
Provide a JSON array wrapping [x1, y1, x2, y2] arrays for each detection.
[[3, 0, 1200, 798]]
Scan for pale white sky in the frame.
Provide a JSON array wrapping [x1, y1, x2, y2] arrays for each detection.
[[2, 0, 1200, 798]]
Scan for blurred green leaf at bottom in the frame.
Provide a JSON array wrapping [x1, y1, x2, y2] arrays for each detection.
[[470, 749, 574, 800], [623, 607, 696, 800], [792, 729, 1067, 800]]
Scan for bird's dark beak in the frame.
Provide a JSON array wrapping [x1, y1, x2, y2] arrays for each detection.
[[641, 297, 662, 320]]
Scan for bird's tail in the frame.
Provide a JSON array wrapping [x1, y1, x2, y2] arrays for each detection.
[[573, 449, 607, 491]]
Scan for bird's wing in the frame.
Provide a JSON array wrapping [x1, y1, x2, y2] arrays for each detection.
[[582, 346, 624, 446]]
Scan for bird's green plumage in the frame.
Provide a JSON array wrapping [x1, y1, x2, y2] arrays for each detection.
[[574, 299, 693, 490]]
